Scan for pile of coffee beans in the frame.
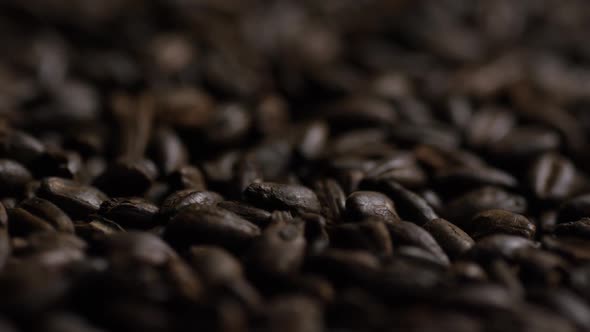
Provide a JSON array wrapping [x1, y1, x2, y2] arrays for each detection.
[[2, 0, 590, 331]]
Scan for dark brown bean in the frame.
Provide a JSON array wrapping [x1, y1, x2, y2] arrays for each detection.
[[528, 153, 578, 201], [93, 158, 159, 197], [490, 126, 561, 162], [0, 130, 46, 165], [263, 295, 323, 332], [217, 201, 272, 228], [423, 218, 474, 259], [0, 159, 33, 197], [328, 220, 392, 256], [468, 235, 538, 261], [19, 197, 74, 233], [99, 197, 159, 230], [164, 205, 260, 250], [98, 231, 177, 266], [387, 221, 449, 265], [167, 165, 206, 191], [37, 177, 108, 219], [434, 166, 518, 192], [469, 210, 536, 239], [466, 108, 515, 148], [8, 207, 56, 236], [160, 190, 223, 220], [244, 182, 321, 214], [444, 186, 527, 228], [542, 236, 590, 261], [150, 127, 188, 175], [360, 179, 438, 225], [345, 191, 400, 223], [313, 178, 346, 223], [186, 246, 243, 285], [246, 217, 306, 276], [554, 218, 590, 238], [74, 218, 124, 242]]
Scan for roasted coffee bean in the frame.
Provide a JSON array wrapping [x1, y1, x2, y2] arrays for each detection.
[[0, 130, 46, 165], [37, 177, 108, 219], [295, 121, 329, 160], [423, 218, 474, 259], [450, 261, 488, 283], [514, 248, 567, 286], [93, 159, 159, 197], [8, 207, 56, 236], [321, 96, 397, 130], [3, 2, 590, 330], [248, 140, 293, 180], [99, 197, 159, 230], [387, 221, 449, 265], [246, 217, 306, 276], [360, 179, 438, 225], [262, 295, 323, 332], [469, 210, 536, 239], [486, 259, 524, 296], [97, 231, 177, 266], [421, 189, 443, 214], [202, 151, 240, 185], [301, 213, 330, 255], [528, 153, 578, 201], [16, 232, 87, 267], [376, 257, 445, 297], [150, 127, 188, 175], [0, 159, 33, 197], [466, 108, 515, 148], [313, 178, 346, 223], [234, 154, 263, 194], [391, 123, 461, 149], [159, 190, 224, 220], [365, 152, 427, 188], [468, 235, 538, 261], [262, 274, 334, 302], [30, 149, 83, 179], [554, 218, 590, 238], [244, 182, 321, 214], [217, 201, 272, 228], [164, 205, 260, 250], [18, 197, 74, 233], [167, 165, 206, 191], [328, 220, 392, 256], [528, 289, 590, 330], [414, 145, 485, 173], [0, 262, 69, 315], [325, 129, 389, 158], [305, 249, 380, 285], [489, 126, 561, 162], [344, 191, 400, 223], [444, 186, 527, 228], [542, 236, 590, 261], [186, 246, 243, 285], [75, 218, 124, 242], [439, 283, 519, 312], [434, 166, 518, 193], [204, 103, 252, 146], [396, 246, 449, 267]]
